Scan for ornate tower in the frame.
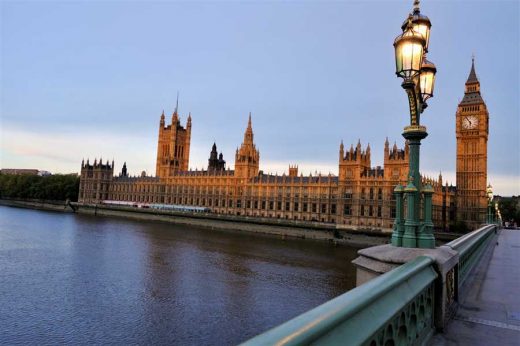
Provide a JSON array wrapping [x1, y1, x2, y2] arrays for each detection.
[[289, 165, 298, 177], [155, 104, 192, 178], [78, 158, 114, 203], [456, 58, 489, 229], [234, 113, 260, 180], [338, 140, 371, 181], [121, 162, 128, 177], [383, 139, 409, 182], [208, 142, 226, 171]]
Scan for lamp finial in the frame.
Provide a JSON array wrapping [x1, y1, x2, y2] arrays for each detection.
[[413, 0, 420, 13]]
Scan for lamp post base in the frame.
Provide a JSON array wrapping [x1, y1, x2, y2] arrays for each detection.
[[391, 233, 403, 247], [402, 222, 419, 248], [417, 226, 436, 249], [417, 237, 435, 249]]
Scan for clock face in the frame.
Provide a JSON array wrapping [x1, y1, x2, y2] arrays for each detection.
[[462, 115, 479, 130]]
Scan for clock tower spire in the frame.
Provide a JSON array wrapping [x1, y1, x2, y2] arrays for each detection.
[[455, 57, 489, 230]]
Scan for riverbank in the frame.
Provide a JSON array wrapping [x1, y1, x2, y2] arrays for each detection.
[[76, 203, 392, 247], [0, 198, 75, 213], [0, 199, 457, 246]]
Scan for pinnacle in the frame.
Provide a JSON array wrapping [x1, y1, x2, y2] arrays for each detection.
[[466, 56, 478, 84]]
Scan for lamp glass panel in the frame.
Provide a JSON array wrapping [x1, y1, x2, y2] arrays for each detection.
[[430, 72, 435, 97], [395, 42, 403, 75], [413, 23, 430, 48], [420, 70, 435, 99], [412, 42, 423, 71], [396, 40, 423, 78]]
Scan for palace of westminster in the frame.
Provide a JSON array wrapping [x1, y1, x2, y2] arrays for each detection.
[[79, 60, 489, 231]]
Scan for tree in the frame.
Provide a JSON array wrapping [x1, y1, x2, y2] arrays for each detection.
[[0, 173, 80, 201], [498, 196, 520, 225]]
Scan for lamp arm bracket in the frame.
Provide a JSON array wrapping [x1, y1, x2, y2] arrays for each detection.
[[404, 86, 420, 126]]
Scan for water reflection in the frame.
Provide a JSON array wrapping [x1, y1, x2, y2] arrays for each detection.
[[0, 206, 359, 345]]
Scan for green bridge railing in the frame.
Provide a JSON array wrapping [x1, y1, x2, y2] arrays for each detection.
[[242, 256, 437, 346], [444, 224, 497, 288], [242, 225, 498, 346]]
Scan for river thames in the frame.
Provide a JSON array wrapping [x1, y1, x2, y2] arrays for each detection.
[[0, 206, 360, 345]]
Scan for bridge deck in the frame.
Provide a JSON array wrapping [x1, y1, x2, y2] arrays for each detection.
[[432, 229, 520, 345]]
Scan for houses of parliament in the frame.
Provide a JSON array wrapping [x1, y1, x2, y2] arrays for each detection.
[[79, 60, 489, 231]]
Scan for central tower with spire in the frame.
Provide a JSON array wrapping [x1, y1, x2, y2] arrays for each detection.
[[455, 57, 489, 229], [155, 94, 192, 177], [234, 113, 260, 180]]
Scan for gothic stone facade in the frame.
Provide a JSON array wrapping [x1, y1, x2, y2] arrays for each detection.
[[79, 116, 456, 231], [79, 61, 489, 230]]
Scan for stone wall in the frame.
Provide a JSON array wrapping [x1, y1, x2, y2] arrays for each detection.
[[75, 203, 390, 247], [0, 198, 74, 213]]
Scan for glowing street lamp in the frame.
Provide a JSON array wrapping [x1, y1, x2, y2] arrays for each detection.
[[494, 202, 502, 226], [391, 0, 437, 249], [394, 22, 425, 80], [402, 0, 432, 51], [487, 184, 494, 224], [487, 184, 493, 201], [419, 58, 437, 102]]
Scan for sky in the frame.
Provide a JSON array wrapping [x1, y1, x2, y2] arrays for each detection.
[[1, 0, 519, 195]]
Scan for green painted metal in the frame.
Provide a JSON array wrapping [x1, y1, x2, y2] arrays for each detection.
[[402, 177, 419, 248], [241, 256, 437, 346], [445, 225, 496, 287], [417, 184, 435, 249], [390, 0, 437, 249], [391, 108, 436, 248], [243, 226, 497, 346], [486, 202, 496, 225], [391, 185, 405, 246]]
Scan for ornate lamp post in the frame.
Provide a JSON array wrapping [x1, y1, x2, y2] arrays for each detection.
[[391, 0, 437, 249], [486, 184, 493, 224], [495, 202, 501, 226]]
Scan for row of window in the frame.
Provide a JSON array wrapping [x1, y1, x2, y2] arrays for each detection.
[[344, 205, 387, 217], [111, 183, 340, 195], [82, 172, 111, 179], [107, 185, 391, 200], [104, 193, 401, 219]]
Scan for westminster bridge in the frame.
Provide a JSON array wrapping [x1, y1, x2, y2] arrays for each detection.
[[242, 225, 520, 346]]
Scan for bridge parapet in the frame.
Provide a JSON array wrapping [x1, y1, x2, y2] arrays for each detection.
[[242, 225, 498, 345], [444, 224, 497, 291], [241, 256, 437, 346]]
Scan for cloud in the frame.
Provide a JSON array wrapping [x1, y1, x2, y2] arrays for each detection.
[[1, 125, 152, 173], [423, 170, 520, 196], [0, 125, 232, 176]]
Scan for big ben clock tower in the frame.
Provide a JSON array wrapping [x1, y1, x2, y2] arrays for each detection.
[[456, 58, 489, 229]]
